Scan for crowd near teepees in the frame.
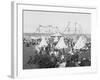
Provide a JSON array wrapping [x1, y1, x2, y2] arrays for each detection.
[[23, 22, 91, 69]]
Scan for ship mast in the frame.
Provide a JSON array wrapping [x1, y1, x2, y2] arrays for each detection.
[[63, 21, 71, 34]]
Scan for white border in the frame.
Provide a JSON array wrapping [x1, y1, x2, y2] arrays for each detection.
[[11, 2, 97, 78]]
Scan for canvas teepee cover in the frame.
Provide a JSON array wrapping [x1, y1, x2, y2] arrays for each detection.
[[55, 37, 68, 49], [73, 36, 87, 49], [38, 37, 48, 47]]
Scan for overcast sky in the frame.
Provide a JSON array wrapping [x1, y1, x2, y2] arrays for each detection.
[[23, 10, 91, 34]]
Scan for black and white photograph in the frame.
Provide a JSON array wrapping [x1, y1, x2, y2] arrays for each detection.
[[23, 10, 91, 69]]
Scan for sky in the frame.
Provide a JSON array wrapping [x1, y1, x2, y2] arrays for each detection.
[[23, 10, 91, 34]]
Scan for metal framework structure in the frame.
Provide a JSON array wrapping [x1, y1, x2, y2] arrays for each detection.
[[63, 22, 82, 34], [35, 25, 60, 33], [35, 22, 82, 34]]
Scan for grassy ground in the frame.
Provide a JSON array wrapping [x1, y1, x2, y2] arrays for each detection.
[[23, 45, 39, 69]]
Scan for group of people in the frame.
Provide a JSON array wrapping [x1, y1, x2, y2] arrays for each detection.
[[24, 35, 91, 68]]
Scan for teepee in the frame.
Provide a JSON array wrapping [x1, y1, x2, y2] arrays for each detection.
[[73, 36, 87, 49], [55, 37, 68, 49], [38, 37, 48, 47]]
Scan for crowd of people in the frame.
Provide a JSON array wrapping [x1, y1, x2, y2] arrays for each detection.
[[23, 34, 91, 69]]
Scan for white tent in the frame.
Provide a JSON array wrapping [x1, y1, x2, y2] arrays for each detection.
[[55, 37, 68, 49], [51, 32, 62, 37], [73, 36, 87, 49], [38, 37, 48, 47], [31, 36, 40, 39], [72, 35, 79, 43], [54, 36, 59, 42]]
